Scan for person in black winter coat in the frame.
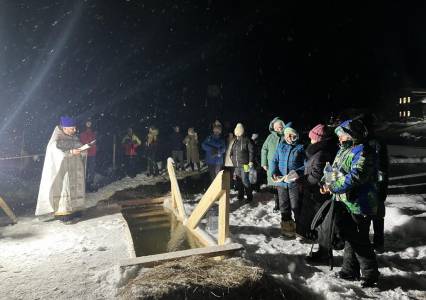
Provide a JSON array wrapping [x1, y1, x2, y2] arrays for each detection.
[[170, 126, 184, 170], [360, 113, 389, 253], [299, 124, 337, 260], [230, 123, 254, 201]]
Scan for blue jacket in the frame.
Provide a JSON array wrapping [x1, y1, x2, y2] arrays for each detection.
[[202, 135, 226, 165], [269, 142, 305, 187]]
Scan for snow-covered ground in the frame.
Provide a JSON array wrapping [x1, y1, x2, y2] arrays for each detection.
[[0, 169, 204, 300], [0, 204, 134, 299], [225, 192, 426, 300], [1, 165, 426, 299]]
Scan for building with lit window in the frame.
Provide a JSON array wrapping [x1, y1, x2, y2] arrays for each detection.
[[398, 90, 426, 121]]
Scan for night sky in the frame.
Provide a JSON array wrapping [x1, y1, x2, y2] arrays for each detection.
[[1, 0, 426, 155]]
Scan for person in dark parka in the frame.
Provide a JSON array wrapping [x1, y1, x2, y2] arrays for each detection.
[[230, 123, 254, 201], [299, 124, 337, 260], [321, 119, 380, 288]]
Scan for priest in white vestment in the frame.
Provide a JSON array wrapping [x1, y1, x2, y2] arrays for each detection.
[[35, 116, 86, 223]]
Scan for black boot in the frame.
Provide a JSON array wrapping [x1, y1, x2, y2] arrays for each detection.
[[273, 193, 280, 212], [361, 276, 379, 288], [335, 270, 360, 281], [306, 246, 329, 264]]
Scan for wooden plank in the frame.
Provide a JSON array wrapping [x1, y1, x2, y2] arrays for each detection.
[[120, 243, 244, 267], [120, 197, 166, 207], [218, 188, 230, 245], [128, 210, 168, 218], [185, 172, 224, 229], [0, 196, 17, 224], [167, 158, 187, 220]]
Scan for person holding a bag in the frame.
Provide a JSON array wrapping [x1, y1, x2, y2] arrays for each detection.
[[320, 119, 380, 288], [298, 124, 336, 246]]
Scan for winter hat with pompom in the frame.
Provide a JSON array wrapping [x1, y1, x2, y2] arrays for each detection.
[[309, 124, 327, 142], [234, 123, 245, 137]]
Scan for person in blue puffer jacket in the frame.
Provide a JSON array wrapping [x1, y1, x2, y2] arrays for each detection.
[[270, 122, 305, 237], [202, 123, 226, 181]]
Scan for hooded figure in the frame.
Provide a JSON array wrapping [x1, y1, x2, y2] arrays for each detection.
[[261, 117, 285, 185], [36, 117, 86, 222], [322, 119, 379, 287], [270, 122, 305, 237]]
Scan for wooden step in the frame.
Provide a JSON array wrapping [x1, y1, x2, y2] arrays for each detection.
[[120, 243, 244, 267]]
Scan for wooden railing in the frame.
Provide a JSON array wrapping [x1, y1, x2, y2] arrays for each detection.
[[166, 158, 230, 246]]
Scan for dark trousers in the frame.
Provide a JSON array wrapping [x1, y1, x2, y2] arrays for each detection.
[[147, 154, 158, 176], [342, 214, 379, 280], [372, 185, 387, 246], [172, 150, 184, 170], [297, 190, 324, 239], [208, 164, 222, 182], [277, 185, 300, 222], [124, 156, 137, 177], [86, 156, 96, 187], [234, 166, 252, 201], [188, 162, 201, 171]]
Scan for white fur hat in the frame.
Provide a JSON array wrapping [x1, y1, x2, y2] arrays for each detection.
[[234, 123, 245, 137]]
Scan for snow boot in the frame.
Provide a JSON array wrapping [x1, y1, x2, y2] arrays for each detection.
[[273, 193, 280, 212], [361, 276, 379, 288], [335, 270, 360, 281], [281, 220, 296, 238], [306, 247, 329, 264]]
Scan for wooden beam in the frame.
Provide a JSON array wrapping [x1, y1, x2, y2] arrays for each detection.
[[185, 171, 225, 230], [120, 197, 166, 207], [167, 158, 187, 220], [0, 196, 17, 224], [188, 227, 217, 247], [218, 187, 230, 245], [120, 243, 244, 268]]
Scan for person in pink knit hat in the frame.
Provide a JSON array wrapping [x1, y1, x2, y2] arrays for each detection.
[[299, 124, 337, 261]]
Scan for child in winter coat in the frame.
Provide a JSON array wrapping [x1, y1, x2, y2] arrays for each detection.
[[270, 122, 305, 237]]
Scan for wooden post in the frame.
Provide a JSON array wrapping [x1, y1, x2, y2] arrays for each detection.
[[218, 171, 230, 245], [167, 158, 187, 220], [0, 197, 17, 224]]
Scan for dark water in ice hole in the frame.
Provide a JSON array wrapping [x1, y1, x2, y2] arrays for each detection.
[[120, 172, 211, 257], [123, 205, 203, 257]]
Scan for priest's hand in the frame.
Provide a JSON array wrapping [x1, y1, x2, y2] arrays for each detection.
[[70, 149, 82, 155]]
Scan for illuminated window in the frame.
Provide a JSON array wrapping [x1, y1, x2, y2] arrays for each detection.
[[399, 111, 402, 117], [403, 111, 406, 117], [399, 98, 402, 104], [403, 97, 407, 104], [408, 111, 411, 117], [408, 97, 411, 103]]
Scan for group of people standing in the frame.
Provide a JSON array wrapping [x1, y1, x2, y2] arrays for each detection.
[[120, 125, 202, 178], [261, 116, 388, 288], [35, 114, 388, 287]]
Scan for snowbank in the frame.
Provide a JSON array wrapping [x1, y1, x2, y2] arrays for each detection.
[[0, 204, 134, 299]]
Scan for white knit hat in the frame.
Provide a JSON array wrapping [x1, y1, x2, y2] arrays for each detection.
[[234, 123, 245, 137]]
